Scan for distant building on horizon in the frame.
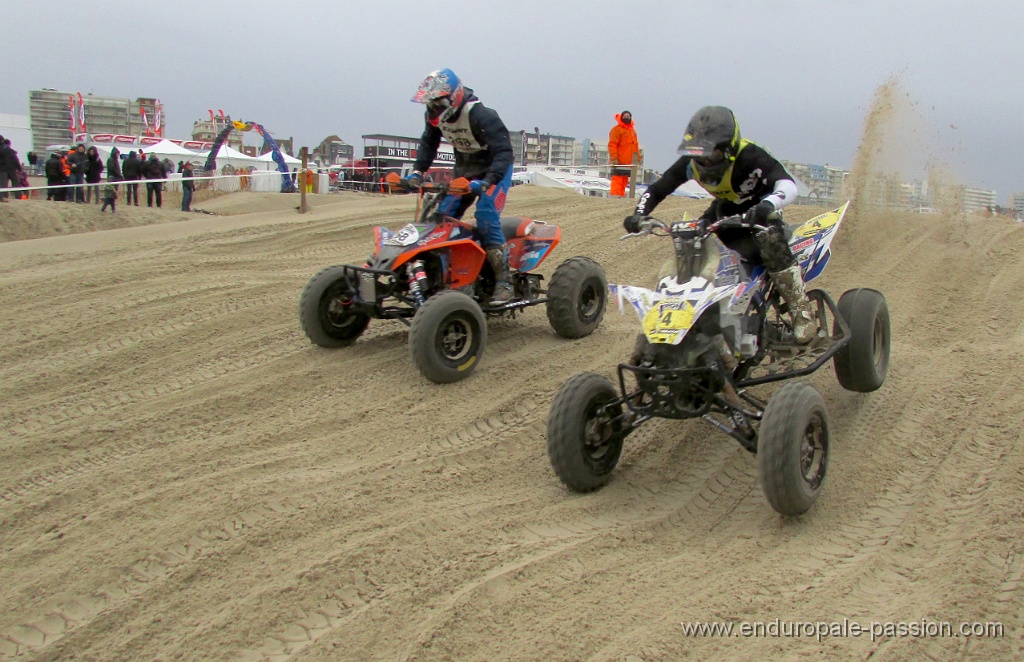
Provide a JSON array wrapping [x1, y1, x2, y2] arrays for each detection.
[[312, 135, 354, 165], [780, 161, 848, 205], [1007, 192, 1023, 218], [28, 89, 160, 154], [191, 116, 243, 150]]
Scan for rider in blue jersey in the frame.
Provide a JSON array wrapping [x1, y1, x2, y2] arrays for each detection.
[[407, 69, 516, 305]]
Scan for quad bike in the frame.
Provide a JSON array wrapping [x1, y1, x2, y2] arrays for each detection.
[[300, 173, 607, 383], [546, 202, 890, 516]]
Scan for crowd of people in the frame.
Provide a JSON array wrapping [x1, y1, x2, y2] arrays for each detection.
[[32, 143, 201, 211]]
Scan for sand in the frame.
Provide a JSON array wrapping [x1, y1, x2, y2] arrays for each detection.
[[1, 185, 1022, 661]]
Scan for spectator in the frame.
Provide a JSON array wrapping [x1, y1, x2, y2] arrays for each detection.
[[45, 151, 67, 201], [304, 167, 314, 194], [608, 110, 639, 197], [66, 143, 88, 203], [100, 178, 118, 213], [106, 146, 123, 182], [143, 154, 167, 207], [122, 150, 142, 205], [16, 168, 30, 200], [162, 158, 176, 181], [27, 151, 38, 175], [0, 136, 17, 201], [84, 146, 104, 203], [181, 161, 195, 211]]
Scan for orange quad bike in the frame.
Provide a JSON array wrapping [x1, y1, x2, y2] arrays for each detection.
[[300, 173, 607, 383]]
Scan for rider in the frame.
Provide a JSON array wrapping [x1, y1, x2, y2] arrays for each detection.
[[623, 105, 815, 344], [405, 68, 516, 305]]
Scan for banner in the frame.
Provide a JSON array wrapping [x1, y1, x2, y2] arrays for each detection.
[[68, 96, 76, 134], [77, 92, 86, 133], [155, 100, 162, 137], [141, 106, 151, 136], [208, 109, 215, 123]]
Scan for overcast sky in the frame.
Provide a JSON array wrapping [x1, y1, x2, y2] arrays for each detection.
[[4, 0, 1021, 201]]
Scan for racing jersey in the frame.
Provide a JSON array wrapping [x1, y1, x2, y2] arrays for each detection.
[[635, 140, 797, 220], [414, 89, 515, 184]]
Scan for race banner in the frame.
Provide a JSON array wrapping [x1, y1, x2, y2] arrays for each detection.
[[141, 106, 151, 136], [155, 100, 162, 137], [77, 92, 86, 133]]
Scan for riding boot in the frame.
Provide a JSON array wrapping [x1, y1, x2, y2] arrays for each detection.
[[770, 265, 817, 344], [485, 245, 514, 305]]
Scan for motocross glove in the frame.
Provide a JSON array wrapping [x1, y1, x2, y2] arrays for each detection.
[[746, 199, 775, 228], [402, 171, 423, 189], [469, 180, 488, 195], [623, 214, 647, 234]]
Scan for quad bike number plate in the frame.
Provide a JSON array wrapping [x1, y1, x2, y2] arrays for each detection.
[[642, 300, 695, 344], [384, 223, 421, 247]]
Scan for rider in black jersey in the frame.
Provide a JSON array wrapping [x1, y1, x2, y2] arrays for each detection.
[[623, 105, 815, 344]]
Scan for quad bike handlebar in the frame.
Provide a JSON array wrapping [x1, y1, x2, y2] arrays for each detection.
[[384, 172, 483, 224], [621, 211, 766, 240]]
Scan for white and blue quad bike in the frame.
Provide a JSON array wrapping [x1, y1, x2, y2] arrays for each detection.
[[546, 202, 890, 516]]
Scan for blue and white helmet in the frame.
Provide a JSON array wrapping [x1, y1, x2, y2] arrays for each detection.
[[411, 68, 466, 125]]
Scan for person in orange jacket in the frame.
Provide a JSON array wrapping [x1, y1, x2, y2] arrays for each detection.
[[608, 110, 639, 197]]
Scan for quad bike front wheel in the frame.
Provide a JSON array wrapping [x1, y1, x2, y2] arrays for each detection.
[[300, 265, 371, 348], [833, 288, 890, 392], [547, 372, 625, 492], [409, 290, 487, 384], [546, 256, 608, 339], [758, 381, 830, 516]]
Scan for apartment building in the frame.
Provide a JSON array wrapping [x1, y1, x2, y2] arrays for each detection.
[[779, 161, 848, 203], [1010, 193, 1024, 217], [510, 130, 575, 166], [29, 89, 160, 154]]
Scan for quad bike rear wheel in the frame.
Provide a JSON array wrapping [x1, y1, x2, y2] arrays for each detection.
[[547, 372, 625, 492], [758, 381, 829, 516], [833, 288, 890, 392], [546, 257, 608, 339], [300, 265, 371, 348], [409, 290, 487, 384]]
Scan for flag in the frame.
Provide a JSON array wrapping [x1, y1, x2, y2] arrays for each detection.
[[77, 92, 86, 133], [218, 109, 226, 122], [68, 96, 76, 134], [208, 109, 215, 123], [155, 100, 162, 137], [141, 106, 151, 136]]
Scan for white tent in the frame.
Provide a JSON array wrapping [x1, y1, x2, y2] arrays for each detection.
[[137, 139, 199, 158], [92, 140, 203, 173], [254, 150, 301, 170], [196, 145, 259, 170]]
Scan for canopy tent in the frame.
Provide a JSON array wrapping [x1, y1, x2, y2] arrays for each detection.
[[196, 144, 260, 170], [254, 149, 301, 170], [91, 141, 204, 172], [136, 139, 199, 158]]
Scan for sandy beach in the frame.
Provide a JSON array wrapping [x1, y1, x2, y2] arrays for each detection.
[[1, 186, 1022, 660]]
